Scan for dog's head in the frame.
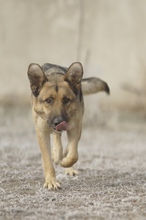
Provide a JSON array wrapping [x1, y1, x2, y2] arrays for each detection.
[[27, 62, 83, 132]]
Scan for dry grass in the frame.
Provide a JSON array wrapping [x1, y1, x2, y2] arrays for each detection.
[[0, 107, 146, 220]]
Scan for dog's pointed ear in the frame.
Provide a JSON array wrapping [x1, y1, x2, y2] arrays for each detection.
[[65, 62, 83, 85], [27, 63, 47, 97]]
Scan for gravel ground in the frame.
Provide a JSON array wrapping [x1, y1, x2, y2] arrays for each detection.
[[0, 107, 146, 220]]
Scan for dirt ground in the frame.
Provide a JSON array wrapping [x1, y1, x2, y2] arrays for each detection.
[[0, 106, 146, 220]]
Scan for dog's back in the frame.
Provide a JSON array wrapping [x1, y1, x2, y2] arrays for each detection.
[[41, 63, 110, 95], [42, 63, 67, 76]]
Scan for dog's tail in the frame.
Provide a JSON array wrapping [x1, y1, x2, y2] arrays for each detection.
[[81, 77, 110, 95]]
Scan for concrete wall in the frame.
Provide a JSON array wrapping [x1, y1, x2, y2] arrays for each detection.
[[1, 0, 146, 116]]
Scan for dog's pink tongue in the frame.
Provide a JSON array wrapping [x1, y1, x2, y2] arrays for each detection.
[[56, 121, 68, 131]]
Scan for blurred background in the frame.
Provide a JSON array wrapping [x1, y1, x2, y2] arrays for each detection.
[[0, 0, 146, 127]]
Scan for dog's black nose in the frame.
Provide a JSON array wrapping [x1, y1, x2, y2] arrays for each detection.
[[53, 116, 68, 131], [53, 116, 65, 127]]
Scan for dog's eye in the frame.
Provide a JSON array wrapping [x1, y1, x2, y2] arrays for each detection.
[[45, 97, 54, 104], [63, 97, 71, 105]]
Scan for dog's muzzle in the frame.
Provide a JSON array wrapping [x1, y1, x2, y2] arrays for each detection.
[[48, 116, 68, 132]]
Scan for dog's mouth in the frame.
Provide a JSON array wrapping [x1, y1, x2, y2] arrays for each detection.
[[53, 121, 68, 132]]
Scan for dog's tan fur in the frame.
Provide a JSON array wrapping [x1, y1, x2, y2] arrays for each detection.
[[27, 62, 109, 190]]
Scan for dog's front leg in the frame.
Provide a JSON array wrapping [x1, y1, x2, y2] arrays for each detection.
[[63, 145, 79, 176], [36, 128, 61, 190], [60, 126, 81, 168]]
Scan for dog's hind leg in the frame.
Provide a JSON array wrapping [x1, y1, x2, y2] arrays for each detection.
[[65, 167, 78, 176], [52, 133, 63, 164]]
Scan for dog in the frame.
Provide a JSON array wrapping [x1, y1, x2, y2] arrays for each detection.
[[27, 62, 110, 190]]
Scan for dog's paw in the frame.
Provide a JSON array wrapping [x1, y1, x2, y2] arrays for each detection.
[[60, 155, 78, 168], [65, 167, 78, 176], [44, 177, 61, 190]]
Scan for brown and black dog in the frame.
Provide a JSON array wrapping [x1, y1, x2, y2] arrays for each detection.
[[27, 62, 109, 190]]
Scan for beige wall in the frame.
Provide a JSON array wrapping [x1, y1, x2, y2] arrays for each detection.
[[0, 0, 146, 115]]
